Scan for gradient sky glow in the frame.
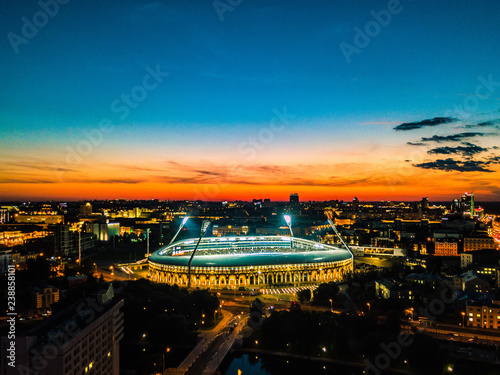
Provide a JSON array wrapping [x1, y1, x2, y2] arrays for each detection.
[[1, 0, 500, 201]]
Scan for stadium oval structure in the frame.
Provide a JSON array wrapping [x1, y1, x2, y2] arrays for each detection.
[[149, 236, 353, 288]]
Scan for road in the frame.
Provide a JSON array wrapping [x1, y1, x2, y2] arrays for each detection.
[[355, 256, 398, 268], [169, 310, 236, 374], [403, 320, 500, 344], [185, 330, 229, 375]]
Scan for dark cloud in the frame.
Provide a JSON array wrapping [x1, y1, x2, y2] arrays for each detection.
[[0, 178, 143, 184], [427, 142, 488, 157], [463, 120, 500, 129], [90, 179, 142, 184], [5, 161, 76, 173], [407, 142, 426, 146], [394, 117, 457, 131], [413, 158, 494, 172], [487, 155, 500, 163], [0, 178, 57, 184], [419, 132, 487, 143]]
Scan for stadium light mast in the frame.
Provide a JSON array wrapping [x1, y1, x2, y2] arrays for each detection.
[[284, 215, 293, 237], [284, 214, 293, 249], [325, 211, 354, 267], [169, 216, 189, 245], [187, 220, 211, 290]]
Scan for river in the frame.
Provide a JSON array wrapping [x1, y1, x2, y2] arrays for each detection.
[[220, 352, 364, 375]]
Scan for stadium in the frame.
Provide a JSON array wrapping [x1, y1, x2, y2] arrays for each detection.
[[148, 236, 353, 289]]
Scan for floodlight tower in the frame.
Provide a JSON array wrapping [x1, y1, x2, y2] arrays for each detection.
[[187, 220, 211, 289], [78, 229, 81, 268], [284, 214, 293, 237], [146, 228, 151, 258], [325, 211, 354, 269], [169, 216, 189, 245]]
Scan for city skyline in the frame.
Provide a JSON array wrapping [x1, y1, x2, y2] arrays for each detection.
[[1, 1, 500, 201]]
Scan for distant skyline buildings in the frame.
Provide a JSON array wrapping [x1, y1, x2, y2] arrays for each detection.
[[1, 1, 500, 201]]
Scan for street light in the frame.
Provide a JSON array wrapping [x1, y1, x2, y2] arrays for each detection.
[[187, 220, 211, 289], [163, 347, 171, 375], [78, 229, 81, 267], [169, 216, 189, 245], [461, 311, 465, 329], [367, 302, 371, 312], [329, 299, 333, 312], [146, 228, 151, 258]]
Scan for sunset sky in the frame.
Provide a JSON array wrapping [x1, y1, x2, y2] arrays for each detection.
[[1, 0, 500, 201]]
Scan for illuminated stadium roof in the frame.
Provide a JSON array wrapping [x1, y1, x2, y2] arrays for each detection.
[[149, 235, 352, 268]]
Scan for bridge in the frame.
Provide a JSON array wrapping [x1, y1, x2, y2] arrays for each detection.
[[350, 245, 405, 257], [166, 311, 247, 375]]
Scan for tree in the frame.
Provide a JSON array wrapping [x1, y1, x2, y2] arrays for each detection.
[[297, 289, 312, 303], [312, 282, 339, 306]]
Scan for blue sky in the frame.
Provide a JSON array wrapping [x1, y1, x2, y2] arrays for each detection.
[[1, 0, 500, 200]]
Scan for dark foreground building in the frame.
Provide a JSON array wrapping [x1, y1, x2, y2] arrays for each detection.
[[1, 285, 124, 375]]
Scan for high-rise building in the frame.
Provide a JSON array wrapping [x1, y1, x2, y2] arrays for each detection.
[[289, 193, 299, 206], [53, 224, 72, 256], [352, 197, 359, 209], [0, 209, 9, 223], [53, 225, 96, 256], [474, 206, 485, 218], [107, 222, 120, 241], [421, 197, 428, 211], [80, 202, 92, 217], [1, 286, 124, 375], [461, 192, 474, 218], [0, 249, 12, 275]]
